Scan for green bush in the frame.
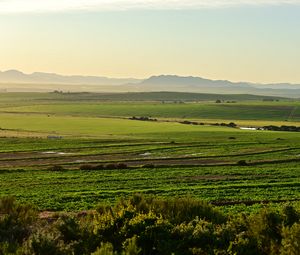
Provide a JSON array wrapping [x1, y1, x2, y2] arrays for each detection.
[[237, 160, 248, 166], [1, 195, 300, 255], [94, 164, 105, 170], [92, 242, 116, 255], [26, 231, 68, 255], [79, 164, 95, 171], [117, 163, 128, 169], [48, 165, 65, 171], [280, 223, 300, 255], [105, 163, 117, 170], [126, 194, 226, 224], [142, 163, 155, 169], [0, 197, 37, 253]]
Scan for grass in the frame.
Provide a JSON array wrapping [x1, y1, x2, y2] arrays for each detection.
[[2, 102, 299, 121], [0, 91, 286, 103], [0, 113, 236, 139], [0, 92, 299, 122]]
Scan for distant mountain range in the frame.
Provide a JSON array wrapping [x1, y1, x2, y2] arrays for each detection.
[[0, 70, 140, 85], [0, 70, 300, 98]]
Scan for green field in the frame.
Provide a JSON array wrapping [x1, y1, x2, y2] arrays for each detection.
[[0, 92, 299, 213], [0, 92, 299, 124], [2, 101, 300, 121]]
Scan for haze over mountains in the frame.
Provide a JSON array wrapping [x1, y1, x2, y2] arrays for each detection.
[[0, 70, 140, 85], [0, 70, 300, 98]]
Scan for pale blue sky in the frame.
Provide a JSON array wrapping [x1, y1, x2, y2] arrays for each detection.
[[0, 1, 300, 83]]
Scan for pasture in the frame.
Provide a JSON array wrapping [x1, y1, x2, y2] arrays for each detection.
[[2, 100, 300, 122]]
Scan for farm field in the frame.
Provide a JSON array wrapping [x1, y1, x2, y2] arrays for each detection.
[[2, 100, 300, 122], [0, 92, 299, 213]]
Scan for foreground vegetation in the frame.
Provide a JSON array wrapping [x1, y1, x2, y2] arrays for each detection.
[[1, 195, 300, 255]]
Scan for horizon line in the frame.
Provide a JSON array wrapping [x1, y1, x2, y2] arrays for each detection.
[[1, 69, 300, 85]]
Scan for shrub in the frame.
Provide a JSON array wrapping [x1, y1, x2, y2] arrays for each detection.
[[237, 160, 248, 166], [122, 236, 141, 255], [80, 163, 127, 171], [26, 231, 67, 255], [58, 215, 101, 255], [57, 217, 81, 243], [1, 195, 300, 255], [126, 194, 226, 225], [93, 164, 105, 170], [228, 122, 237, 128], [117, 163, 128, 169], [280, 223, 300, 255], [282, 205, 299, 227], [92, 243, 115, 255], [0, 197, 37, 253], [79, 164, 94, 171], [48, 165, 65, 171], [142, 163, 155, 169], [105, 163, 117, 170]]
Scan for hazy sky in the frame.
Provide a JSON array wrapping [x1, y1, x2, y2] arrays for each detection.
[[0, 0, 300, 83]]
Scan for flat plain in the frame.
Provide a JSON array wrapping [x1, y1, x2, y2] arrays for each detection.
[[0, 92, 299, 212]]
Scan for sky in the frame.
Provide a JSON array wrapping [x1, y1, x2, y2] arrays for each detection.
[[0, 0, 300, 83]]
